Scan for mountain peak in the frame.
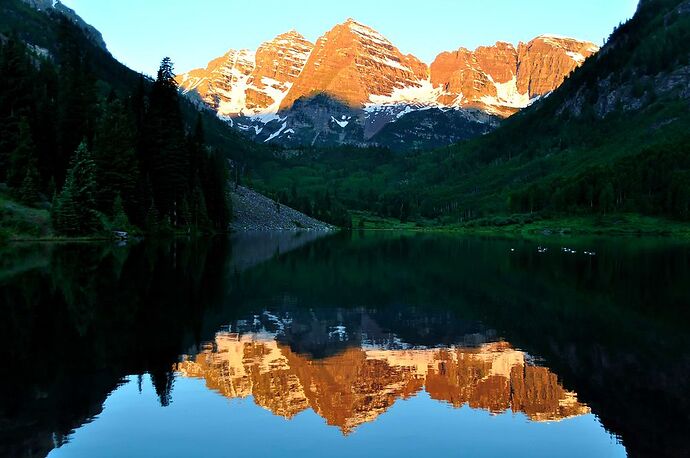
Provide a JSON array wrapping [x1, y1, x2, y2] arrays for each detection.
[[278, 17, 428, 110], [272, 29, 307, 42], [177, 21, 599, 147], [341, 18, 391, 43]]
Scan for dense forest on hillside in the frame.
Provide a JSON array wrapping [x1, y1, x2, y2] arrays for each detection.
[[248, 0, 690, 227], [1, 0, 689, 236], [0, 17, 232, 238]]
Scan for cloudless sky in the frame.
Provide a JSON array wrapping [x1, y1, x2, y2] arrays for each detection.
[[61, 0, 639, 77]]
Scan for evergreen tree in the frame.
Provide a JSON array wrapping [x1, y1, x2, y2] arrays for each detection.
[[32, 58, 59, 185], [55, 21, 98, 186], [189, 115, 205, 186], [599, 182, 616, 214], [191, 182, 211, 230], [145, 202, 160, 233], [93, 98, 140, 214], [19, 161, 41, 206], [53, 142, 100, 235], [142, 58, 189, 225], [0, 36, 34, 181], [201, 149, 232, 231], [179, 197, 192, 230], [7, 118, 37, 189], [111, 193, 131, 231]]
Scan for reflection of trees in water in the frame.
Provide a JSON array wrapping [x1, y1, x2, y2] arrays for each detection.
[[0, 233, 689, 457], [0, 239, 230, 457]]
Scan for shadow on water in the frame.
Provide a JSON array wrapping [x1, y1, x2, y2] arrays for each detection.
[[0, 231, 689, 457]]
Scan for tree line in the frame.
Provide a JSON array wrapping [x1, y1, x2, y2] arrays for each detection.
[[0, 30, 231, 236]]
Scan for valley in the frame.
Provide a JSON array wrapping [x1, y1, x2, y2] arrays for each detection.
[[1, 2, 690, 458], [0, 0, 689, 237]]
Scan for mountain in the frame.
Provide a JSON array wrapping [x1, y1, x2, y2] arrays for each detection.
[[250, 0, 690, 226], [431, 35, 600, 117], [177, 19, 597, 150], [178, 30, 314, 117]]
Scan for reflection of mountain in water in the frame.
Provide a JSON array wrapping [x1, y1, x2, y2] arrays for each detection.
[[177, 332, 589, 433]]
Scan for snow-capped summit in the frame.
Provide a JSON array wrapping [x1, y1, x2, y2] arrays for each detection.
[[176, 19, 598, 149], [278, 19, 429, 111], [177, 31, 314, 117]]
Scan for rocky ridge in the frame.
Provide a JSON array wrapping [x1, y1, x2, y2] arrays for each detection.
[[177, 19, 598, 149]]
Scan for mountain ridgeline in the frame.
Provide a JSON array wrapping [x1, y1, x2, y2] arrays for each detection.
[[1, 0, 689, 235], [177, 20, 598, 151], [247, 0, 690, 226]]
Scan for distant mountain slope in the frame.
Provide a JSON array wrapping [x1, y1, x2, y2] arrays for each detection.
[[251, 0, 690, 224], [177, 19, 597, 150], [422, 0, 690, 219], [0, 0, 269, 164], [16, 0, 108, 50]]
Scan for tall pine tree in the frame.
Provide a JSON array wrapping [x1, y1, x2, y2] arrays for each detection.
[[0, 36, 35, 182], [53, 141, 100, 235], [93, 98, 139, 216], [7, 117, 37, 189], [55, 20, 98, 187], [142, 58, 189, 226]]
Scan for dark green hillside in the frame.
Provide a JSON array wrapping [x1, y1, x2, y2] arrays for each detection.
[[0, 0, 268, 164], [0, 0, 275, 238], [251, 0, 690, 227]]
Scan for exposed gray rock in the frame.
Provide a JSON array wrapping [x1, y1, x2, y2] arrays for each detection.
[[229, 94, 498, 152], [230, 186, 334, 232]]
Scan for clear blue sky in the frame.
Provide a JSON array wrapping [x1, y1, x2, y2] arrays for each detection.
[[61, 0, 639, 77]]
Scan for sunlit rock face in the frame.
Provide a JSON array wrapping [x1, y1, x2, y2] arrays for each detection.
[[178, 22, 597, 119], [176, 20, 597, 149], [176, 334, 589, 433], [431, 36, 600, 117], [177, 31, 313, 117], [279, 19, 429, 111]]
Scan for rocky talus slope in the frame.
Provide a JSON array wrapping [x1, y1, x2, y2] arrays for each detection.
[[230, 186, 333, 231]]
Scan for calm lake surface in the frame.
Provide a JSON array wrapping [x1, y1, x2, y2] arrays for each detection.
[[1, 232, 689, 458]]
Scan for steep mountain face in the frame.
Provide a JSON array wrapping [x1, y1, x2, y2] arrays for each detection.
[[432, 36, 600, 117], [279, 19, 429, 110], [178, 31, 313, 117], [177, 19, 597, 150]]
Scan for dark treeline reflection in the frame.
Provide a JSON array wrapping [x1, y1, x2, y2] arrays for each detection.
[[1, 233, 690, 458], [0, 239, 231, 457]]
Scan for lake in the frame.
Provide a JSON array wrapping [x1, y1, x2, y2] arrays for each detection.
[[1, 232, 689, 458]]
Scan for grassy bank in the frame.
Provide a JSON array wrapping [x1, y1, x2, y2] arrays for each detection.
[[0, 191, 226, 244], [0, 192, 53, 242], [4, 191, 690, 244], [353, 211, 690, 237]]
